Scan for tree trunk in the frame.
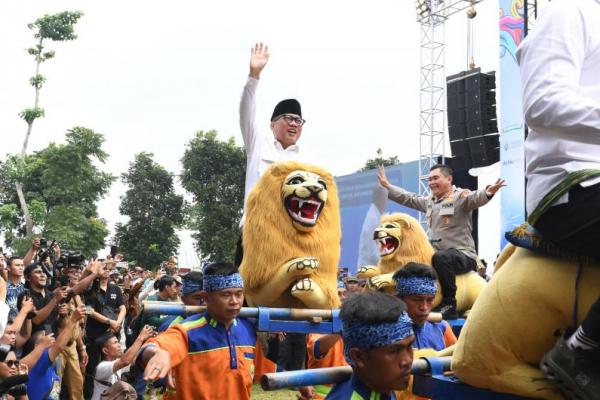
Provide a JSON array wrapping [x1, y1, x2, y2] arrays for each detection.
[[16, 37, 43, 237]]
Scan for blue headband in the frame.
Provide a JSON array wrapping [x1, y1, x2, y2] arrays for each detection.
[[396, 276, 437, 297], [203, 273, 244, 292], [342, 311, 414, 365], [182, 279, 203, 295]]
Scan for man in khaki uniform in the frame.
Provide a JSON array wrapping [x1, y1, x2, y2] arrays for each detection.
[[378, 164, 505, 318]]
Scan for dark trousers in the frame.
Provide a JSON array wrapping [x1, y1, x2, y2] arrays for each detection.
[[534, 182, 600, 341], [277, 333, 307, 371], [234, 231, 243, 268], [431, 248, 477, 306]]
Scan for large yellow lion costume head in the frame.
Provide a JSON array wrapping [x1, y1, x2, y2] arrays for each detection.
[[239, 161, 341, 309], [358, 212, 485, 312], [374, 213, 435, 273]]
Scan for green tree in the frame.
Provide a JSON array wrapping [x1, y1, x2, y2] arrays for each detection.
[[181, 131, 246, 262], [358, 147, 400, 172], [16, 11, 83, 236], [115, 153, 184, 268], [0, 127, 114, 256]]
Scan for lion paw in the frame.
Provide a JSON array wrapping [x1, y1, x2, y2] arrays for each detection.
[[367, 274, 394, 291], [291, 278, 328, 308], [285, 257, 319, 275], [357, 265, 380, 279]]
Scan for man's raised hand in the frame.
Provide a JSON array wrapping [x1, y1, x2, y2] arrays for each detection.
[[485, 178, 507, 197], [378, 165, 393, 190], [249, 42, 270, 79]]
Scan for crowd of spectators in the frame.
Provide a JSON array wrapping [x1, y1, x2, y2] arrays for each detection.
[[0, 239, 200, 400]]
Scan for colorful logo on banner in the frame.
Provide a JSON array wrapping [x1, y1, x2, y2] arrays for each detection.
[[499, 0, 526, 247]]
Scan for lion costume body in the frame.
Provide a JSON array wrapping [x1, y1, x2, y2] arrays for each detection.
[[239, 161, 341, 309], [452, 244, 600, 399], [357, 213, 486, 312]]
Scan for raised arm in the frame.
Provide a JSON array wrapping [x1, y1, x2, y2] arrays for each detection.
[[240, 43, 270, 150], [379, 166, 428, 212], [112, 325, 154, 372], [49, 306, 85, 361], [31, 287, 66, 326]]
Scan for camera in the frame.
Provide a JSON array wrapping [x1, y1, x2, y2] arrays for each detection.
[[37, 239, 56, 263], [56, 251, 84, 269]]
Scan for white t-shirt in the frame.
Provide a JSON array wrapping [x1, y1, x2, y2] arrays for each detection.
[[91, 360, 130, 400], [517, 0, 600, 214]]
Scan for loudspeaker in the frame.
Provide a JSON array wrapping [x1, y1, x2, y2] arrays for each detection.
[[447, 68, 499, 168], [467, 135, 500, 168]]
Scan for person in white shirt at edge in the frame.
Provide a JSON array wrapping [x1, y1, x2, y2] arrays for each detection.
[[91, 325, 154, 400], [516, 1, 600, 399], [235, 42, 306, 267]]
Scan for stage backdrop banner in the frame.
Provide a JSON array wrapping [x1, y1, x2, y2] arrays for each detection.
[[499, 0, 526, 247]]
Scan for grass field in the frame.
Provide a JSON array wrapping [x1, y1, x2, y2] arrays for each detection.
[[252, 384, 298, 399]]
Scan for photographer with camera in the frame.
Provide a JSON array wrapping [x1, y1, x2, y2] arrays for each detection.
[[82, 261, 126, 399], [22, 239, 60, 271]]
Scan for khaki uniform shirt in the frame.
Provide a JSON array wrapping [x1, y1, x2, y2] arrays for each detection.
[[388, 185, 491, 260]]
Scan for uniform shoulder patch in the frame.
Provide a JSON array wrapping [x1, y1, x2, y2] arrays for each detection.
[[459, 191, 470, 198]]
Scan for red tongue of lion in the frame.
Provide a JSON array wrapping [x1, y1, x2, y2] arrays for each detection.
[[301, 202, 318, 219], [290, 198, 319, 219], [384, 237, 395, 250]]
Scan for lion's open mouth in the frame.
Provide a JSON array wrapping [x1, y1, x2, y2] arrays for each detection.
[[376, 235, 399, 256], [285, 195, 323, 226]]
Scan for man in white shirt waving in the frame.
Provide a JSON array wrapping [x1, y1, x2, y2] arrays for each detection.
[[236, 42, 306, 266], [517, 1, 600, 398]]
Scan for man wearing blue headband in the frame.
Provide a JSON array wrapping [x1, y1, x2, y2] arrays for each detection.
[[393, 263, 457, 351], [326, 292, 415, 400], [139, 262, 255, 400]]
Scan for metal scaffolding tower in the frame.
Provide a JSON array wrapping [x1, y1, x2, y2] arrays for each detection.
[[417, 0, 484, 225]]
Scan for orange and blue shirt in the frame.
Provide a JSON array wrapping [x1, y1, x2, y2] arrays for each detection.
[[146, 312, 256, 400], [412, 321, 456, 351], [307, 334, 349, 398], [326, 374, 396, 400]]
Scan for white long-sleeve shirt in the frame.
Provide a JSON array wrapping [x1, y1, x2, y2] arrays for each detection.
[[239, 77, 302, 223], [517, 0, 600, 215]]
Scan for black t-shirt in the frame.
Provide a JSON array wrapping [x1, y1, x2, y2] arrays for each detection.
[[27, 287, 58, 334], [84, 283, 124, 340]]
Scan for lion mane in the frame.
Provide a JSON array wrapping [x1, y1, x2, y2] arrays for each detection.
[[240, 161, 341, 309], [377, 213, 435, 273]]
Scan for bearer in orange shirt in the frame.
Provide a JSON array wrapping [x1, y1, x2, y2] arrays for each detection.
[[140, 262, 256, 400]]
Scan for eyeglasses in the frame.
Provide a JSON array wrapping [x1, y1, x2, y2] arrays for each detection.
[[5, 360, 19, 368], [276, 114, 306, 126]]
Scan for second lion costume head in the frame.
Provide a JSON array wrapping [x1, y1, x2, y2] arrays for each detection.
[[240, 161, 341, 309]]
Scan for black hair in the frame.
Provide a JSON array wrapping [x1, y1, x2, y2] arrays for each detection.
[[7, 256, 20, 268], [203, 262, 238, 277], [95, 333, 116, 354], [183, 271, 204, 285], [23, 263, 41, 280], [340, 292, 406, 325], [392, 262, 438, 283], [154, 275, 177, 291], [429, 164, 453, 177]]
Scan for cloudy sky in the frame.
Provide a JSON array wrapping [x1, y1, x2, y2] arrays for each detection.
[[1, 0, 502, 264]]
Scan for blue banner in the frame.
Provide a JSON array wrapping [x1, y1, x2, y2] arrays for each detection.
[[499, 0, 526, 246]]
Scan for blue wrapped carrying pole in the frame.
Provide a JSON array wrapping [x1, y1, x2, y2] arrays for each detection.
[[142, 301, 336, 321], [261, 357, 452, 390]]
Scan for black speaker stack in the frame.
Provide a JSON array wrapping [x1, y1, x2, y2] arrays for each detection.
[[446, 68, 499, 170]]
